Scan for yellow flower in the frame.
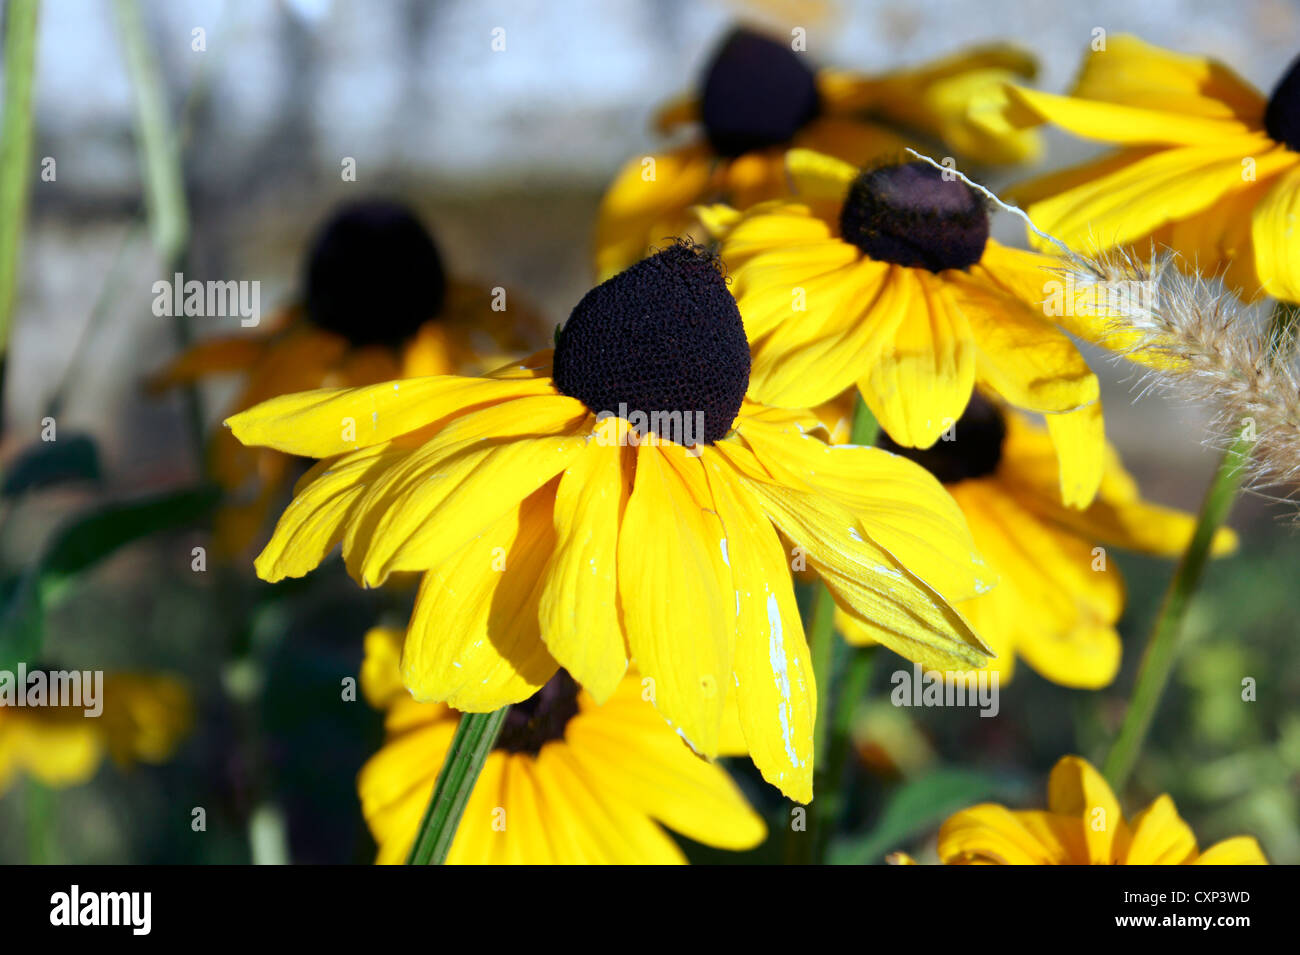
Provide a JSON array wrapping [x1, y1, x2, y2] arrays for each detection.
[[228, 243, 993, 802], [0, 671, 191, 794], [1003, 35, 1300, 302], [358, 627, 764, 864], [932, 756, 1268, 864], [836, 395, 1236, 688], [150, 199, 547, 553], [595, 27, 1040, 277], [701, 149, 1105, 506]]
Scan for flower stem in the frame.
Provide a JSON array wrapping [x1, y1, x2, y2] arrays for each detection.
[[1102, 430, 1250, 791], [406, 707, 510, 865], [0, 0, 39, 356]]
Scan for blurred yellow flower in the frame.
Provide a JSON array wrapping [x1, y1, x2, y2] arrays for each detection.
[[228, 243, 993, 802], [701, 149, 1105, 506], [930, 755, 1268, 864], [0, 672, 191, 794], [149, 199, 547, 554], [595, 26, 1040, 276], [836, 395, 1235, 688], [357, 628, 765, 864], [1004, 35, 1300, 302]]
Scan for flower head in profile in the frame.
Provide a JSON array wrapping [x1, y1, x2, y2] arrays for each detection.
[[596, 26, 1040, 276], [228, 241, 993, 801], [836, 394, 1236, 688], [701, 149, 1105, 506], [1002, 34, 1300, 302], [916, 755, 1268, 864], [358, 627, 764, 864], [150, 198, 547, 553], [0, 671, 192, 794]]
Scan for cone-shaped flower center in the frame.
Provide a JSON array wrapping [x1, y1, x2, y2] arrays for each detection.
[[876, 393, 1006, 482], [495, 670, 581, 755], [1265, 53, 1300, 151], [304, 199, 447, 347], [839, 161, 989, 271], [553, 243, 750, 445], [699, 28, 821, 157]]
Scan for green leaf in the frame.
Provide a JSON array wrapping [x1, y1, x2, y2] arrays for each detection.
[[0, 485, 219, 667], [1, 434, 102, 497], [828, 766, 1020, 865]]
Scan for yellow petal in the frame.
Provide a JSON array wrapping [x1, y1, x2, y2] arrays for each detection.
[[1004, 83, 1260, 144], [1045, 401, 1106, 509], [594, 145, 715, 280], [253, 442, 405, 583], [863, 269, 976, 449], [716, 440, 991, 670], [1068, 34, 1265, 123], [566, 679, 767, 849], [226, 374, 559, 458], [1251, 162, 1300, 303], [738, 417, 990, 602], [341, 396, 588, 586], [1194, 836, 1269, 864], [618, 443, 732, 758], [1125, 794, 1199, 864], [938, 804, 1079, 864], [360, 627, 408, 709], [537, 418, 631, 703], [1046, 755, 1131, 864], [948, 269, 1100, 416], [703, 450, 815, 802], [784, 147, 858, 200], [400, 487, 560, 712]]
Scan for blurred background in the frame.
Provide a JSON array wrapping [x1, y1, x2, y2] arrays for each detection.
[[1, 0, 1297, 864]]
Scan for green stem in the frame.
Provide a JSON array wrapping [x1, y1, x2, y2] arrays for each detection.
[[0, 0, 40, 357], [25, 778, 55, 864], [1102, 431, 1250, 791], [814, 646, 875, 861], [406, 708, 510, 865]]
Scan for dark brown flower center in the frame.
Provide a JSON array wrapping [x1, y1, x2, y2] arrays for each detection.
[[1265, 53, 1300, 152], [875, 393, 1006, 482], [494, 670, 582, 755], [303, 199, 446, 347], [552, 242, 750, 445], [839, 161, 989, 271], [699, 27, 821, 157]]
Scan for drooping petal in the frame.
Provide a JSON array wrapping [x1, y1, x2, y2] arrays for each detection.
[[862, 268, 976, 449], [618, 442, 733, 758], [1194, 836, 1269, 864], [937, 805, 1081, 864], [226, 374, 561, 458], [400, 487, 561, 712], [341, 396, 589, 586], [737, 417, 990, 602], [703, 450, 815, 802], [537, 418, 631, 703]]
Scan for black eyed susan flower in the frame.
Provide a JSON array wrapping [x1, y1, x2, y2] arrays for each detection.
[[1002, 34, 1300, 302], [150, 198, 548, 553], [595, 26, 1041, 277], [924, 756, 1268, 864], [701, 149, 1106, 506], [228, 242, 993, 802], [0, 671, 191, 794], [835, 394, 1236, 688], [357, 627, 764, 864]]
